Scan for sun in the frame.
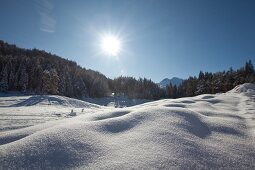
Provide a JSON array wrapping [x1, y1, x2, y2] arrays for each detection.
[[101, 35, 121, 56]]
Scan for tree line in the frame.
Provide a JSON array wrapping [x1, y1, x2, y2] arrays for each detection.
[[0, 40, 162, 99], [166, 60, 255, 98], [0, 40, 254, 100]]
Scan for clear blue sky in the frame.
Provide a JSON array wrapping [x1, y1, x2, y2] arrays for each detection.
[[1, 0, 255, 82]]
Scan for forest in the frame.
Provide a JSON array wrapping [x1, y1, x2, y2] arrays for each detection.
[[0, 40, 163, 99], [0, 40, 254, 100], [166, 60, 255, 98]]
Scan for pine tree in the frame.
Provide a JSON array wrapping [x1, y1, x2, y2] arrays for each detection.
[[73, 77, 87, 97], [42, 70, 51, 94], [19, 66, 29, 92], [58, 70, 66, 95], [90, 77, 109, 97], [244, 60, 254, 82], [244, 60, 254, 75], [0, 66, 8, 92], [13, 72, 19, 90], [166, 83, 173, 98], [50, 69, 59, 94], [8, 70, 15, 90], [6, 60, 15, 90]]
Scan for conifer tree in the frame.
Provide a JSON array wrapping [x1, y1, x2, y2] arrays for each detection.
[[19, 66, 28, 92], [50, 69, 59, 94], [0, 66, 8, 92], [42, 70, 51, 94]]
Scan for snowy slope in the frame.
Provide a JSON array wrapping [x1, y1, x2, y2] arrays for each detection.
[[0, 84, 255, 169], [0, 94, 103, 131], [0, 94, 101, 108], [159, 77, 183, 88], [229, 83, 255, 94]]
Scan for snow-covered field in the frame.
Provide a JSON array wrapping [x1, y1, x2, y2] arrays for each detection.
[[0, 84, 255, 169], [0, 94, 105, 131], [83, 95, 151, 108]]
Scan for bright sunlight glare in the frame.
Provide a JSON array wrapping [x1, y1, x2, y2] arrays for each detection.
[[101, 35, 121, 57]]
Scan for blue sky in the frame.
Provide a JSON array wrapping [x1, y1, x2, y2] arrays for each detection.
[[0, 0, 255, 82]]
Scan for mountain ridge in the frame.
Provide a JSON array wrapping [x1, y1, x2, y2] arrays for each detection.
[[158, 77, 183, 88]]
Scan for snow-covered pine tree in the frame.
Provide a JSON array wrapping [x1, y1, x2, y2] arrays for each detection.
[[58, 71, 66, 95], [50, 69, 59, 94]]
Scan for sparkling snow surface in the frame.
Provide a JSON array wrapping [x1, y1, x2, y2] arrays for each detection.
[[0, 84, 255, 169]]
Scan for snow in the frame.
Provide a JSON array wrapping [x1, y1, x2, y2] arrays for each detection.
[[0, 94, 103, 131], [83, 95, 151, 108], [0, 84, 255, 169], [229, 83, 255, 95]]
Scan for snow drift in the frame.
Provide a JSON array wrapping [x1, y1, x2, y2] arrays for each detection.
[[0, 84, 255, 169], [229, 83, 255, 95], [0, 94, 101, 108], [0, 94, 103, 131]]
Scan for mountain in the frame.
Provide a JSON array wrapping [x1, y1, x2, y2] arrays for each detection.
[[159, 77, 183, 88]]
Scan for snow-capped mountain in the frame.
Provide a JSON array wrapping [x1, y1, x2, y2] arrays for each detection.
[[159, 77, 183, 88]]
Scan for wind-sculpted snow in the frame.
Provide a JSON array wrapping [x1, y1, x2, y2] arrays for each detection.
[[0, 94, 100, 108], [0, 94, 103, 131], [230, 83, 255, 94], [0, 84, 255, 169]]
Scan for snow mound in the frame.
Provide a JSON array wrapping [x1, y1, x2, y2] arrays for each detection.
[[0, 94, 100, 108], [0, 84, 255, 169], [229, 83, 255, 95], [0, 94, 103, 131]]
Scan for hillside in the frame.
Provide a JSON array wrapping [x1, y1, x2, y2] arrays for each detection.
[[0, 40, 162, 99], [0, 83, 254, 169]]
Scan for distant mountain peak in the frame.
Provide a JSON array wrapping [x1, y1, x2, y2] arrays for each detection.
[[161, 78, 170, 82], [158, 77, 183, 88]]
